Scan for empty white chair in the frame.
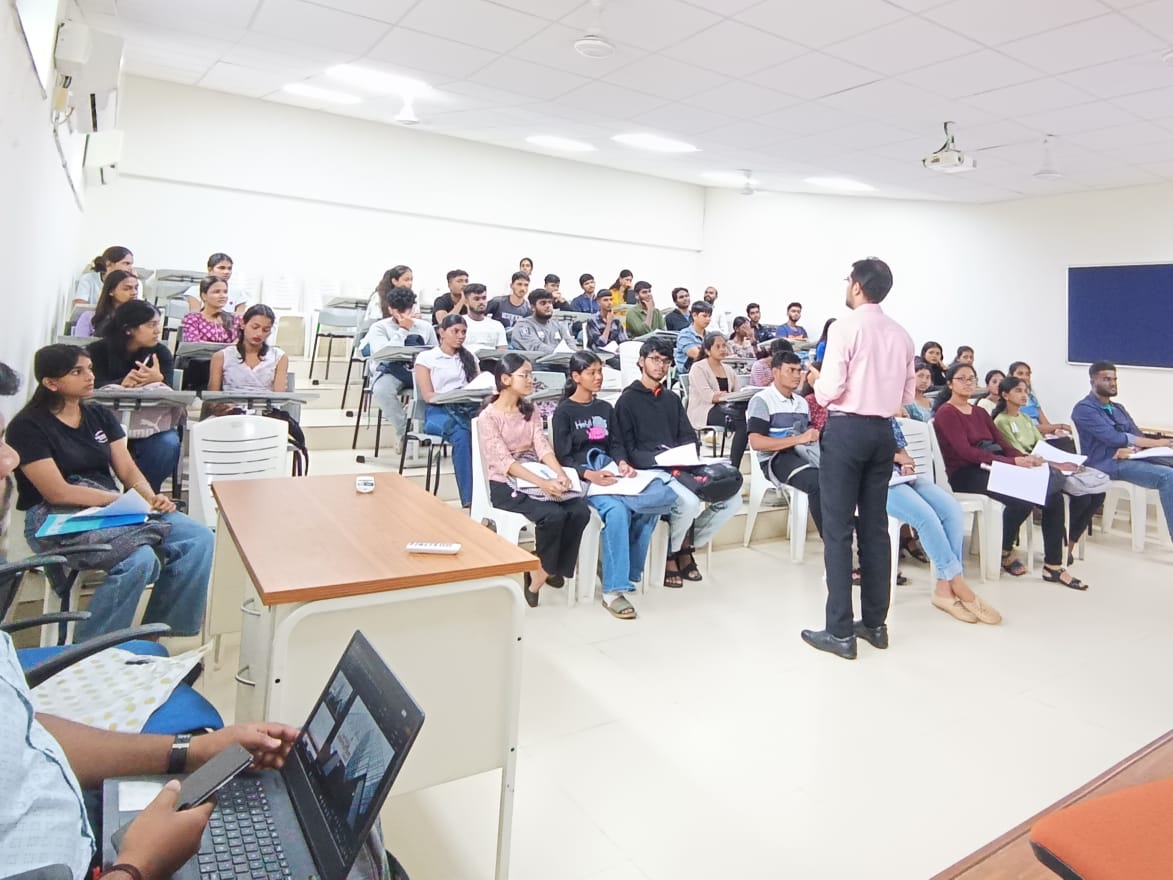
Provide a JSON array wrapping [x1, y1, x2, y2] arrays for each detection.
[[189, 415, 289, 529], [742, 455, 810, 562], [1102, 480, 1170, 552]]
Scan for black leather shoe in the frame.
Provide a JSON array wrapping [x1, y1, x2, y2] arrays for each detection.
[[853, 621, 889, 650], [800, 629, 857, 660]]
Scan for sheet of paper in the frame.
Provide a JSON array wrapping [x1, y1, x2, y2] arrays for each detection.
[[119, 780, 164, 811], [654, 444, 706, 468], [586, 465, 659, 497], [76, 490, 152, 519], [600, 340, 619, 354], [988, 461, 1050, 505], [513, 463, 583, 493], [553, 340, 574, 353], [1031, 440, 1086, 466], [889, 472, 916, 487], [464, 370, 495, 390], [1128, 447, 1173, 460]]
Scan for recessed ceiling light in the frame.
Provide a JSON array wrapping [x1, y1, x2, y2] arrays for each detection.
[[612, 133, 699, 153], [804, 176, 875, 192], [281, 83, 362, 105], [526, 135, 597, 152], [702, 171, 758, 186], [326, 64, 432, 98]]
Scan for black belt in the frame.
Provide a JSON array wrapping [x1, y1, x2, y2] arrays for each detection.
[[828, 412, 888, 420]]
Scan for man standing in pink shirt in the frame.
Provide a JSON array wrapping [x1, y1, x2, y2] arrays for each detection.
[[802, 258, 916, 660]]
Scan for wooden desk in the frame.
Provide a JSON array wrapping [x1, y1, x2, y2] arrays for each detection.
[[932, 728, 1173, 879], [208, 472, 538, 880]]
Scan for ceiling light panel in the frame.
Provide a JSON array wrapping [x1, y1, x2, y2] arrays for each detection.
[[612, 132, 700, 152], [526, 135, 598, 152], [281, 82, 363, 104]]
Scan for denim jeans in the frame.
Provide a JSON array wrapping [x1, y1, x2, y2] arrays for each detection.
[[1116, 459, 1173, 541], [371, 372, 408, 442], [129, 429, 181, 493], [886, 479, 964, 581], [26, 510, 213, 640], [424, 405, 472, 506], [588, 496, 659, 594], [653, 471, 741, 553]]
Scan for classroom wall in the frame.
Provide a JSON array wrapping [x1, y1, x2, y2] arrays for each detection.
[[79, 76, 705, 307], [701, 184, 1173, 426], [1, 0, 84, 417]]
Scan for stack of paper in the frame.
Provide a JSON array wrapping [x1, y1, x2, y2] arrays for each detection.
[[513, 463, 583, 493], [36, 491, 152, 538], [1128, 447, 1173, 460], [585, 464, 662, 497], [1031, 441, 1086, 466], [654, 444, 706, 468]]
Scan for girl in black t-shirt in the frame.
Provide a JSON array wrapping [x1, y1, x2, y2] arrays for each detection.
[[6, 345, 213, 639]]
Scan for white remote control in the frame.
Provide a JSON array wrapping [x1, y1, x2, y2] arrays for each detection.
[[406, 542, 462, 555]]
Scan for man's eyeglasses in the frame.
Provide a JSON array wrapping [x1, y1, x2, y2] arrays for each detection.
[[644, 355, 671, 366]]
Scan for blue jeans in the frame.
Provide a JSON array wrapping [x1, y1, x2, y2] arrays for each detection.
[[589, 496, 659, 594], [26, 510, 213, 640], [654, 472, 741, 553], [887, 479, 965, 581], [1117, 459, 1173, 541], [129, 429, 181, 493], [424, 405, 472, 506]]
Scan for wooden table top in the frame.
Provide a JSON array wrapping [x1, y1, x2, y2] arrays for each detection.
[[212, 472, 539, 606], [932, 727, 1173, 880]]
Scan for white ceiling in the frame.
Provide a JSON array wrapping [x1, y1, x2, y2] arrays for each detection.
[[75, 0, 1173, 202]]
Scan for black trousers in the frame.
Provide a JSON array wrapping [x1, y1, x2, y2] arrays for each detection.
[[1067, 492, 1104, 544], [819, 415, 896, 637], [763, 452, 823, 536], [949, 465, 1066, 565], [490, 481, 591, 577], [707, 402, 748, 468]]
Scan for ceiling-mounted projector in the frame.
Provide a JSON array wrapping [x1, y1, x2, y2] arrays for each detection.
[[923, 121, 976, 174]]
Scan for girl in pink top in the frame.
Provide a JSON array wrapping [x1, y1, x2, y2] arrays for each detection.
[[181, 276, 241, 344]]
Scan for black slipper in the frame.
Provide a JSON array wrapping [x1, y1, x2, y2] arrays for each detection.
[[523, 572, 539, 607]]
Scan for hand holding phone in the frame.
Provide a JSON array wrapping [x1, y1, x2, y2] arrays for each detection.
[[177, 743, 253, 810]]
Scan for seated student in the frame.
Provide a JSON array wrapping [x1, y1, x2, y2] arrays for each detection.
[[1007, 360, 1075, 443], [977, 368, 1005, 414], [75, 269, 140, 338], [462, 283, 508, 351], [608, 269, 635, 307], [995, 375, 1103, 555], [87, 300, 181, 492], [586, 295, 626, 367], [359, 288, 437, 452], [686, 332, 749, 467], [209, 304, 288, 393], [746, 351, 823, 536], [520, 256, 534, 276], [511, 288, 575, 353], [74, 245, 134, 305], [543, 273, 567, 306], [904, 359, 935, 422], [625, 281, 666, 337], [777, 301, 808, 339], [933, 362, 1087, 589], [702, 286, 733, 335], [615, 337, 739, 587], [432, 268, 469, 324], [801, 361, 826, 429], [664, 287, 691, 332], [955, 345, 975, 366], [887, 418, 1000, 624], [569, 273, 600, 316], [183, 252, 249, 314], [7, 344, 213, 638], [366, 264, 413, 320], [921, 340, 947, 387], [813, 317, 836, 363], [728, 316, 758, 359], [674, 300, 712, 374], [180, 276, 241, 344], [415, 315, 480, 508], [749, 337, 793, 387], [553, 352, 675, 620], [487, 271, 533, 330], [745, 303, 773, 344], [477, 353, 591, 606], [1073, 360, 1173, 546]]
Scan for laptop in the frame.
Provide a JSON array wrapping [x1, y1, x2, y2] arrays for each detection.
[[103, 631, 425, 880]]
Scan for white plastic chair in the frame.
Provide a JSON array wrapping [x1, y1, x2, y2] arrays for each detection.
[[189, 415, 289, 529], [927, 423, 998, 581], [576, 502, 676, 604], [618, 340, 643, 388], [1102, 480, 1170, 552], [742, 454, 810, 562]]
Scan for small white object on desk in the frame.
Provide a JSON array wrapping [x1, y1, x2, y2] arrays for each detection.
[[355, 476, 375, 494], [406, 542, 462, 555]]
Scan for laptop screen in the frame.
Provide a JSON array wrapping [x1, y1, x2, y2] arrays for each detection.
[[283, 632, 425, 880]]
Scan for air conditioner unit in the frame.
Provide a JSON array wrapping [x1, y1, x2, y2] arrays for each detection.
[[64, 28, 124, 133], [83, 129, 123, 186]]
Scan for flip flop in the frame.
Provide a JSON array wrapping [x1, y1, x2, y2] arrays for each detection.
[[603, 595, 637, 619], [663, 560, 683, 589]]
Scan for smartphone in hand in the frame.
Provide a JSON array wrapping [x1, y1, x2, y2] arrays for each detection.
[[176, 743, 253, 810]]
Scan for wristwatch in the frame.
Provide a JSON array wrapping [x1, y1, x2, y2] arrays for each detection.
[[168, 733, 192, 774]]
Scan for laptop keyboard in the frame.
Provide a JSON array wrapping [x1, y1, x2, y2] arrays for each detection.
[[195, 776, 292, 880]]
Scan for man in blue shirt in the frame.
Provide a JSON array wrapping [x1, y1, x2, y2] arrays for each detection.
[[1072, 360, 1173, 542], [674, 300, 711, 374], [746, 303, 774, 344], [777, 301, 808, 339], [568, 273, 600, 316]]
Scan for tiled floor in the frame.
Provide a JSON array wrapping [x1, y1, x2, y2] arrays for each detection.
[[201, 527, 1173, 880]]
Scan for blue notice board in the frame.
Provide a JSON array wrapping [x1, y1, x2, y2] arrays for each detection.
[[1068, 264, 1173, 368]]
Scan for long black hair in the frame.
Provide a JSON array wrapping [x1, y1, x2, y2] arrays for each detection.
[[199, 275, 235, 334], [563, 350, 602, 399], [375, 264, 412, 297], [936, 361, 978, 411], [437, 314, 479, 382], [608, 269, 633, 291], [816, 318, 836, 347], [990, 376, 1027, 419], [236, 304, 277, 359], [103, 299, 160, 359], [24, 344, 88, 413], [486, 353, 535, 420], [92, 269, 138, 335]]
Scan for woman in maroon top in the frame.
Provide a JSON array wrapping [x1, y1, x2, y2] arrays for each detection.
[[932, 363, 1086, 589]]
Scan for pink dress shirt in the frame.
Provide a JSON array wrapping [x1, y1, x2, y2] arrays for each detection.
[[815, 303, 915, 417]]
